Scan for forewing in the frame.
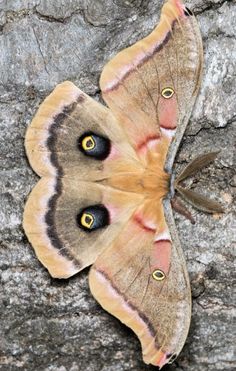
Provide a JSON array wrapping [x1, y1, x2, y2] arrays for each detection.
[[89, 199, 191, 368], [100, 0, 203, 166]]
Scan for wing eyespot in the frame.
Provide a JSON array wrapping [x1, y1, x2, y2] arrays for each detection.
[[152, 269, 166, 281], [78, 132, 111, 160], [77, 205, 110, 232], [82, 136, 96, 151], [161, 87, 175, 99], [81, 212, 94, 229]]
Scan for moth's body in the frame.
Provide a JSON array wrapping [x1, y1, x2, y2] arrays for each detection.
[[106, 142, 169, 193], [23, 0, 205, 368]]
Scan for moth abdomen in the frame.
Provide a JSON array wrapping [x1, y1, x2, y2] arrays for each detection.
[[78, 132, 111, 160]]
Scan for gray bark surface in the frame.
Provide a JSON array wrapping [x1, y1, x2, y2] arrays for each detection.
[[0, 0, 235, 370]]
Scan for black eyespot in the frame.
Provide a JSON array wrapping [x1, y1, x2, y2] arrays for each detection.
[[77, 204, 110, 232], [78, 132, 111, 160], [184, 7, 193, 16]]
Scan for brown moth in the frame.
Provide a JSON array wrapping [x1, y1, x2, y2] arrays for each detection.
[[23, 0, 223, 368]]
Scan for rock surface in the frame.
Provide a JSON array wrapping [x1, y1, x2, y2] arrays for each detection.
[[0, 0, 235, 370]]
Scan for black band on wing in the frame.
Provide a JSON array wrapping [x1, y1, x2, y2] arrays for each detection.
[[77, 204, 110, 232], [78, 132, 111, 160]]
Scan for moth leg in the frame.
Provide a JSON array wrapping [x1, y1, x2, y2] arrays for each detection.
[[171, 196, 195, 224]]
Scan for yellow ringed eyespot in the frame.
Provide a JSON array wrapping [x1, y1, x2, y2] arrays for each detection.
[[161, 87, 175, 99], [82, 136, 95, 151], [81, 212, 94, 229], [152, 269, 166, 281]]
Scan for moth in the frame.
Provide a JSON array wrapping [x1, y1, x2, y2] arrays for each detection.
[[23, 0, 223, 368]]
